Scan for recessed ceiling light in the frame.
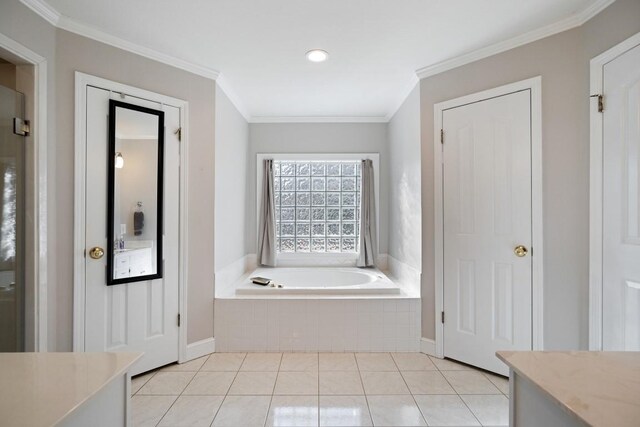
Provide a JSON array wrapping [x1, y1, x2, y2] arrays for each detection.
[[306, 49, 329, 63]]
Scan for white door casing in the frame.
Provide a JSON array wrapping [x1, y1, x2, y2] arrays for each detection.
[[74, 73, 189, 373], [434, 77, 544, 375], [591, 35, 640, 351]]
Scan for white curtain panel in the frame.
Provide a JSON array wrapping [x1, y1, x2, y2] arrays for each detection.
[[257, 158, 277, 266], [357, 159, 377, 267]]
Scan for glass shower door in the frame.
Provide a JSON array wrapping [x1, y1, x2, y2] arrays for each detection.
[[0, 84, 25, 352]]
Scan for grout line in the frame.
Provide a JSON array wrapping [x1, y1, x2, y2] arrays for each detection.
[[262, 353, 284, 427], [353, 352, 374, 425], [392, 353, 428, 426], [209, 352, 248, 427]]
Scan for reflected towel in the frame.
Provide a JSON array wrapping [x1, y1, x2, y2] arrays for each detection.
[[134, 211, 144, 236]]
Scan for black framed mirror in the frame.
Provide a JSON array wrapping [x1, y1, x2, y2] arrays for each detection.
[[107, 100, 164, 286]]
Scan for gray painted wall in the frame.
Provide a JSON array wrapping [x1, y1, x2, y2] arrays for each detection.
[[388, 84, 421, 271], [420, 0, 640, 350], [247, 123, 389, 256], [55, 30, 217, 347], [214, 85, 249, 270]]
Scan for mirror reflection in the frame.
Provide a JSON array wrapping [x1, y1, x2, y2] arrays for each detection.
[[107, 100, 164, 286]]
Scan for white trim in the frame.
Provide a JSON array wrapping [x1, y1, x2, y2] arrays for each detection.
[[255, 153, 380, 266], [416, 0, 616, 79], [73, 72, 190, 363], [216, 75, 250, 122], [385, 76, 419, 121], [0, 31, 49, 352], [420, 338, 436, 357], [185, 338, 216, 361], [588, 31, 640, 351], [250, 116, 388, 124], [433, 76, 544, 358], [20, 0, 219, 81]]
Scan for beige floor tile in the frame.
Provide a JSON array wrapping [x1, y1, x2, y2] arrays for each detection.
[[391, 353, 437, 371], [366, 395, 427, 426], [460, 395, 509, 426], [319, 395, 372, 427], [228, 371, 277, 395], [441, 371, 501, 395], [131, 371, 156, 395], [265, 395, 319, 427], [319, 371, 364, 395], [355, 353, 398, 371], [274, 371, 319, 395], [240, 353, 282, 371], [182, 371, 236, 395], [137, 372, 196, 395], [158, 395, 224, 427], [484, 372, 510, 394], [414, 395, 480, 426], [429, 356, 472, 371], [201, 353, 246, 372], [401, 371, 456, 394], [131, 395, 177, 427], [280, 353, 319, 371], [319, 353, 358, 371], [160, 356, 209, 373], [212, 395, 271, 427], [360, 371, 410, 395]]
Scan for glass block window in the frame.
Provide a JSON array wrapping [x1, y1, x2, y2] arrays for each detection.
[[274, 160, 361, 253]]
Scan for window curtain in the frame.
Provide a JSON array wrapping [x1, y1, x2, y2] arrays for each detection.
[[258, 158, 277, 266], [357, 159, 376, 267]]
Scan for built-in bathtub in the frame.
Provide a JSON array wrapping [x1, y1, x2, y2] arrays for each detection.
[[215, 261, 421, 352], [236, 267, 399, 295]]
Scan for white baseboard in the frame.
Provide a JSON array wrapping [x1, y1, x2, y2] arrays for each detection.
[[185, 337, 215, 361], [420, 338, 436, 356]]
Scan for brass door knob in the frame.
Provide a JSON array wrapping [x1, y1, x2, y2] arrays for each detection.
[[514, 245, 528, 257], [89, 247, 105, 259]]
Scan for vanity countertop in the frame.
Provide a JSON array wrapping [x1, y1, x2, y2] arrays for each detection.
[[497, 351, 640, 427], [0, 352, 142, 427]]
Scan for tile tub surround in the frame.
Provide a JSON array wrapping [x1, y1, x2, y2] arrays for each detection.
[[132, 352, 509, 427], [214, 298, 420, 352]]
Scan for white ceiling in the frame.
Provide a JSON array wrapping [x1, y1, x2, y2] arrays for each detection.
[[36, 0, 604, 120]]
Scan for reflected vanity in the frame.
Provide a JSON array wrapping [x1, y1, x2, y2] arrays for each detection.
[[107, 100, 164, 286]]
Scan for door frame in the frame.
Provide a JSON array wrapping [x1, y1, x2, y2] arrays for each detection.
[[433, 76, 544, 358], [73, 72, 190, 363], [589, 31, 640, 351], [0, 31, 49, 352]]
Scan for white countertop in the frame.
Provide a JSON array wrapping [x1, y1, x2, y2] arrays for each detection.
[[0, 352, 142, 427], [497, 351, 640, 427]]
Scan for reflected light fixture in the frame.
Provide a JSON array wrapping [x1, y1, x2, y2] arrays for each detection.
[[115, 152, 124, 169], [306, 49, 329, 63]]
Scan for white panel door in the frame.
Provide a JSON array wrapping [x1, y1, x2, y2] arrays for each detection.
[[84, 87, 180, 375], [442, 90, 532, 375], [602, 42, 640, 351]]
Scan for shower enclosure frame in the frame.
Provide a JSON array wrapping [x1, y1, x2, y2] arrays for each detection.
[[0, 31, 49, 352]]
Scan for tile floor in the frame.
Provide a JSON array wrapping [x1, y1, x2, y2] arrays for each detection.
[[131, 352, 509, 427]]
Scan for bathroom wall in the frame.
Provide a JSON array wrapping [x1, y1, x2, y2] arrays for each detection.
[[54, 30, 217, 348], [0, 0, 58, 350], [114, 138, 159, 242], [388, 84, 421, 280], [214, 85, 249, 271], [0, 61, 16, 89], [419, 0, 640, 350], [247, 123, 389, 257]]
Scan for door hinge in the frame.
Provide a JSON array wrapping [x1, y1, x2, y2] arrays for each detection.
[[440, 129, 444, 144], [177, 314, 181, 327], [590, 94, 604, 113], [441, 311, 445, 323], [174, 127, 182, 142], [13, 118, 30, 136]]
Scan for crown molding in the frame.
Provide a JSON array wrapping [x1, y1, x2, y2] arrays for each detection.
[[19, 0, 220, 80], [416, 0, 616, 80], [216, 74, 251, 122], [385, 74, 419, 121], [20, 0, 60, 26], [249, 116, 389, 124]]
